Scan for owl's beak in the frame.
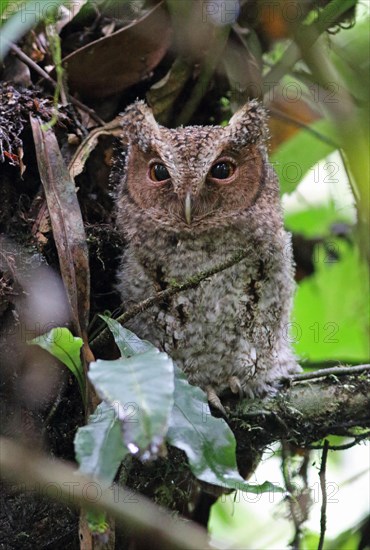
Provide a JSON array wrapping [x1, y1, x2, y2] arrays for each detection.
[[184, 192, 192, 225]]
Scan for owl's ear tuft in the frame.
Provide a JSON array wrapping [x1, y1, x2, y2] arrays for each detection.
[[120, 100, 160, 151], [227, 100, 268, 146]]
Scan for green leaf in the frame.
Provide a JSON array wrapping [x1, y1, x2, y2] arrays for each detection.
[[28, 327, 85, 402], [293, 241, 370, 362], [74, 401, 127, 483], [86, 510, 109, 537], [168, 366, 282, 494], [99, 314, 154, 357], [271, 119, 337, 194], [284, 203, 353, 238], [302, 526, 361, 550], [92, 320, 281, 493], [0, 0, 64, 59], [88, 320, 174, 459]]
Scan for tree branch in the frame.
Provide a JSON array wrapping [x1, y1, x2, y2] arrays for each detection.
[[228, 370, 370, 452], [1, 371, 368, 546], [308, 432, 370, 451], [0, 437, 213, 550], [289, 364, 370, 382]]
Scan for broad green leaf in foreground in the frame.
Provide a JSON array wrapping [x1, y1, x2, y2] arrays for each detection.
[[168, 366, 282, 494], [28, 327, 85, 402], [74, 401, 127, 483], [89, 319, 174, 459], [89, 320, 281, 492], [74, 402, 119, 538]]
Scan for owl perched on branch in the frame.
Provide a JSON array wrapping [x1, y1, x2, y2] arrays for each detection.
[[115, 101, 299, 411]]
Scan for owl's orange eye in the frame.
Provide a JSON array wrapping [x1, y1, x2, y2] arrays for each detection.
[[209, 161, 236, 180], [149, 163, 170, 182]]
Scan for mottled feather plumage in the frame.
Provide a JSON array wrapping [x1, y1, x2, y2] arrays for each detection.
[[115, 100, 299, 403]]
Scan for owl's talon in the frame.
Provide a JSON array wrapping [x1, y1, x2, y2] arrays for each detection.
[[229, 376, 243, 399], [206, 386, 227, 416]]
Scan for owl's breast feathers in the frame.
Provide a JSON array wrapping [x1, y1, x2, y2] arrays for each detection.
[[117, 227, 299, 398]]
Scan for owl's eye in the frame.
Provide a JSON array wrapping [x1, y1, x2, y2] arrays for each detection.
[[149, 163, 170, 182], [209, 161, 236, 181]]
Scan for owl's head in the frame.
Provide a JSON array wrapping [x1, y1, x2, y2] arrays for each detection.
[[116, 101, 278, 236]]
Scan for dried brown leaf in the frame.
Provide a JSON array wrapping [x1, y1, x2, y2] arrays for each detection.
[[30, 115, 90, 340], [62, 2, 172, 99], [68, 116, 124, 179]]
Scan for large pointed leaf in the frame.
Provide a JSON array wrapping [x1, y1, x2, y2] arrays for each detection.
[[62, 2, 172, 98], [91, 320, 280, 492], [88, 345, 174, 459], [75, 401, 127, 483], [168, 367, 282, 494]]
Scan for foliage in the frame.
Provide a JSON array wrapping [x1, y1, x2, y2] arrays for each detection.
[[28, 327, 85, 404], [271, 118, 337, 195], [75, 318, 281, 494], [293, 240, 369, 362], [0, 0, 369, 548], [28, 322, 284, 536]]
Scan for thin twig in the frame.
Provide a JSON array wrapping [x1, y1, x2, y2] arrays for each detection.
[[308, 432, 370, 451], [90, 248, 249, 352], [318, 440, 329, 550], [300, 361, 361, 370], [9, 42, 105, 126], [289, 364, 370, 382]]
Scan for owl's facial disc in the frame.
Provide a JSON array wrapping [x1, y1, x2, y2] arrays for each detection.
[[124, 142, 264, 232]]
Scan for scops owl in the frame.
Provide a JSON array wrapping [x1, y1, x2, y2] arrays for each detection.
[[115, 101, 299, 409]]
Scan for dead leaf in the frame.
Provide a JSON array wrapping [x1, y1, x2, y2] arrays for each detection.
[[62, 2, 172, 98], [29, 114, 90, 341], [68, 116, 124, 179]]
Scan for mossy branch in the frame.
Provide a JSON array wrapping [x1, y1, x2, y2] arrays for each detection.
[[228, 369, 370, 453]]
